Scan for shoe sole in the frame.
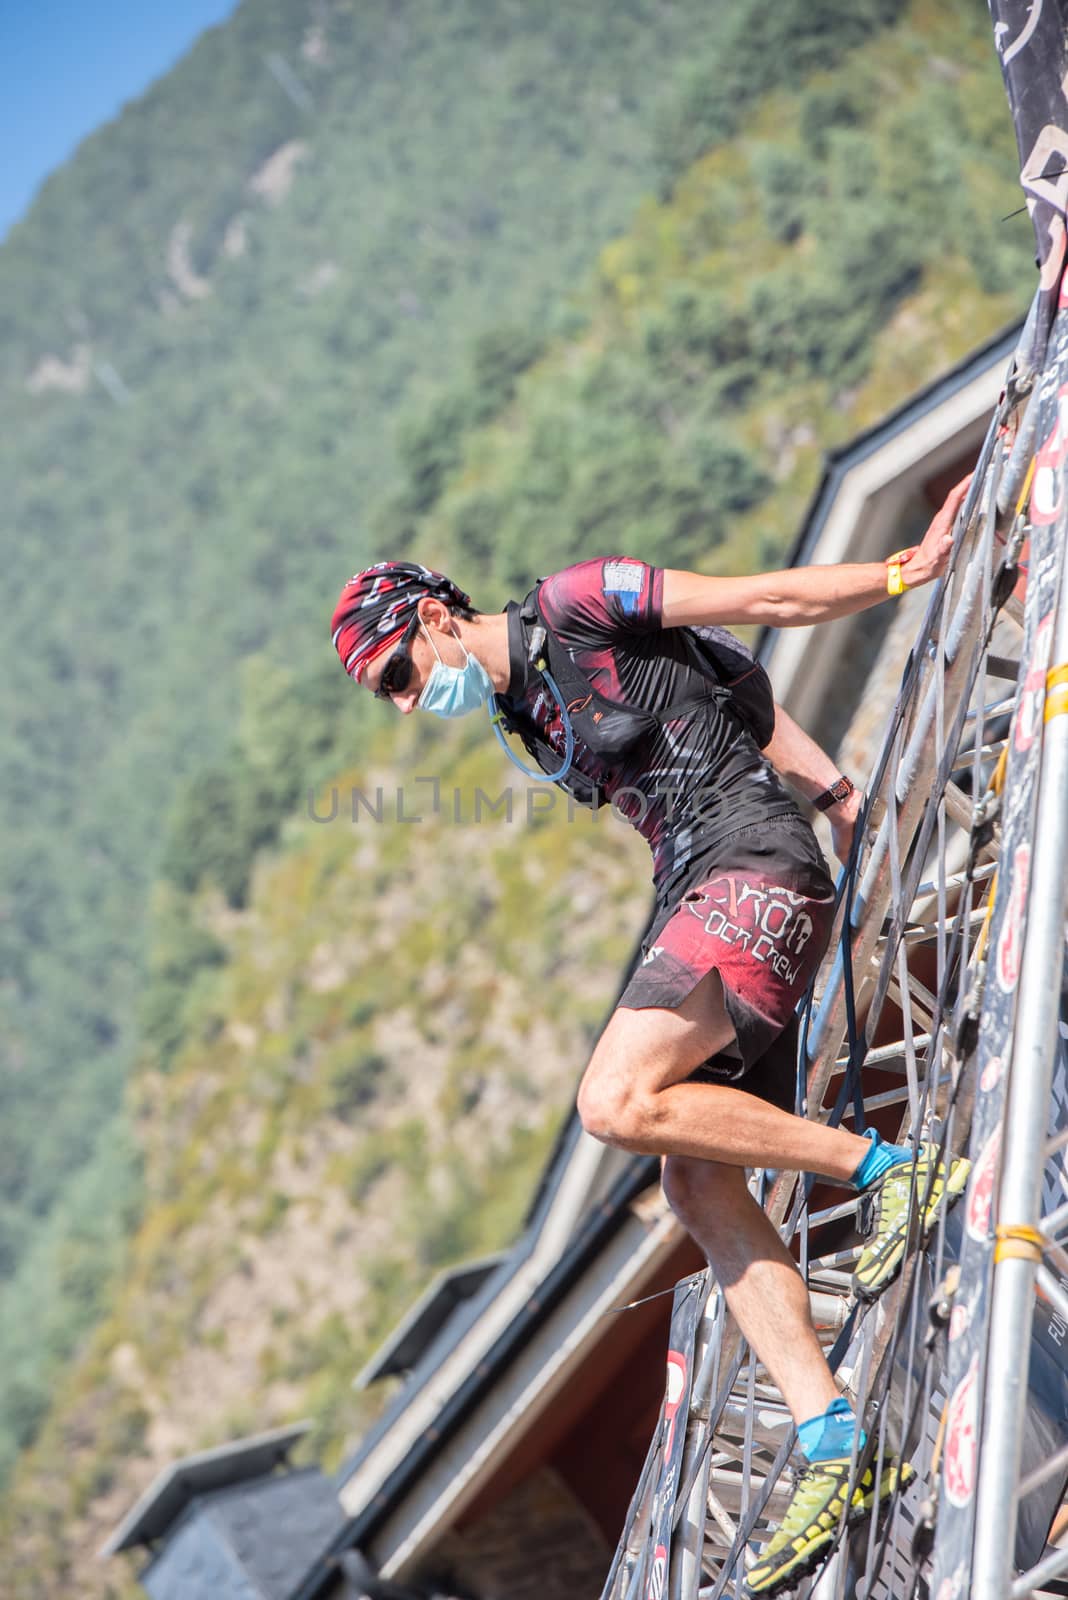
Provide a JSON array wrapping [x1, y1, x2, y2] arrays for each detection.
[[854, 1155, 971, 1303], [744, 1461, 916, 1597]]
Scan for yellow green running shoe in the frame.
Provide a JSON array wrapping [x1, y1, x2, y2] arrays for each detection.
[[744, 1455, 915, 1596], [854, 1142, 971, 1302]]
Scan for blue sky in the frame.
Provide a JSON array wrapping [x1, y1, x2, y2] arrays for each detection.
[[1, 0, 240, 240]]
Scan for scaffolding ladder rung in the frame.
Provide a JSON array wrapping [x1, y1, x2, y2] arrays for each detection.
[[886, 969, 938, 1028], [807, 1197, 862, 1227], [984, 653, 1022, 681], [942, 779, 975, 832], [839, 1088, 913, 1123], [952, 739, 1008, 767], [897, 905, 989, 947], [913, 860, 997, 899], [833, 1033, 933, 1070], [808, 1244, 862, 1271], [804, 1267, 855, 1289]]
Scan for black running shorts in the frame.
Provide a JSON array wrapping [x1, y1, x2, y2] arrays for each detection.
[[619, 815, 836, 1111]]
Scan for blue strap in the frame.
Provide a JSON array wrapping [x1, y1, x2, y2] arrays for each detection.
[[488, 667, 575, 783], [799, 817, 867, 1207], [828, 816, 868, 1136]]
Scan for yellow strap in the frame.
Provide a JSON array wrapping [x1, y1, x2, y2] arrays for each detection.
[[1016, 455, 1037, 518], [1046, 663, 1068, 724], [994, 1223, 1045, 1264], [972, 746, 1008, 962], [930, 1380, 955, 1478], [975, 869, 998, 963]]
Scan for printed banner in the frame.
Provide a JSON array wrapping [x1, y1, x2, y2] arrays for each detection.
[[989, 0, 1068, 371], [930, 274, 1068, 1594], [1018, 947, 1068, 1561], [644, 1277, 703, 1600]]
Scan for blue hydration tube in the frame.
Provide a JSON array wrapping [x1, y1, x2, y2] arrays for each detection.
[[487, 665, 575, 783]]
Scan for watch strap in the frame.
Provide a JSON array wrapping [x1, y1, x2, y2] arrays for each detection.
[[813, 775, 856, 812]]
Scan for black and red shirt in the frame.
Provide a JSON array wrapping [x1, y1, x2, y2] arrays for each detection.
[[499, 556, 801, 900]]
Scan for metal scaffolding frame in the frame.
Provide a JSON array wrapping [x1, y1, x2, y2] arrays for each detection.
[[600, 321, 1068, 1600]]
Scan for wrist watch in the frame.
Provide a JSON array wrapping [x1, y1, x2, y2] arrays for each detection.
[[813, 775, 856, 812]]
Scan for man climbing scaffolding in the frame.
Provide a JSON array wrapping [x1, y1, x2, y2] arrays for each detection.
[[330, 474, 971, 1596]]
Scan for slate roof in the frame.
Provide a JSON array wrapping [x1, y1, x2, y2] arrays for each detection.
[[100, 1423, 312, 1556], [354, 1252, 507, 1388], [139, 1468, 347, 1600]]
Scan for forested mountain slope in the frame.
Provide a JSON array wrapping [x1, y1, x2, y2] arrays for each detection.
[[2, 0, 831, 1491], [6, 730, 651, 1599], [0, 0, 1034, 1591]]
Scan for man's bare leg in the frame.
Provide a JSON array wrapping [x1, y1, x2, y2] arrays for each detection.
[[576, 969, 870, 1180], [576, 968, 866, 1427], [662, 1155, 840, 1425]]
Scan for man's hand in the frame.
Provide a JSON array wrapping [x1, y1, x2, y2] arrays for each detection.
[[900, 474, 973, 589], [829, 783, 864, 867]]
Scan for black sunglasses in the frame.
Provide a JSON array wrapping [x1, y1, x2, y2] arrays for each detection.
[[374, 613, 422, 702]]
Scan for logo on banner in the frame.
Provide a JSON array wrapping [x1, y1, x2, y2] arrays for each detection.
[[664, 1350, 687, 1460], [647, 1546, 668, 1600], [944, 1355, 980, 1508], [996, 844, 1031, 993], [949, 1276, 981, 1344], [979, 1054, 1005, 1093], [1015, 612, 1055, 752], [1030, 388, 1068, 524], [935, 1562, 967, 1600], [967, 1127, 1002, 1241]]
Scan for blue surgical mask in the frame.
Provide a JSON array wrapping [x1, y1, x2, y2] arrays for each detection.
[[418, 626, 494, 718]]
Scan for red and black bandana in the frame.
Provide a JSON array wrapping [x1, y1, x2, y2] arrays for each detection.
[[330, 561, 471, 682]]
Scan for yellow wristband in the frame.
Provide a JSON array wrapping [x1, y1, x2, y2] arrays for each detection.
[[885, 546, 917, 597]]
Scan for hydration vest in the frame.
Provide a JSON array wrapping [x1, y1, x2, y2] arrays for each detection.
[[494, 582, 776, 808]]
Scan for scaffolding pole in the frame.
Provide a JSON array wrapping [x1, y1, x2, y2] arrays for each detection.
[[972, 546, 1068, 1600]]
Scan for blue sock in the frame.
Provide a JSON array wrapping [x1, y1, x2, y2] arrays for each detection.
[[797, 1396, 867, 1462], [850, 1128, 913, 1191]]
